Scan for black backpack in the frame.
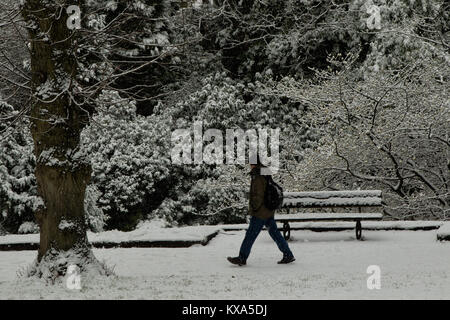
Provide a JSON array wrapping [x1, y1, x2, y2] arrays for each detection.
[[264, 176, 284, 210]]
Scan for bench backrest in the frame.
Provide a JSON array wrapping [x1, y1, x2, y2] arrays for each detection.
[[282, 190, 382, 208]]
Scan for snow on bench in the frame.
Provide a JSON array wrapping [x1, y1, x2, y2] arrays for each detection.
[[284, 190, 382, 198], [276, 212, 383, 221], [282, 190, 382, 208], [276, 190, 383, 240]]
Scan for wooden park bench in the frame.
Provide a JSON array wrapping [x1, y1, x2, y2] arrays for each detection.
[[275, 190, 383, 240]]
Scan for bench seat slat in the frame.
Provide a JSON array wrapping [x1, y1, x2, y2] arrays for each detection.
[[275, 212, 383, 222], [282, 196, 382, 208], [283, 190, 382, 198]]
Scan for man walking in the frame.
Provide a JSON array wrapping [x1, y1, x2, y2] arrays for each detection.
[[227, 161, 295, 266]]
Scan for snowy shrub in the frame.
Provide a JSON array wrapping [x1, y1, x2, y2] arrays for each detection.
[[80, 90, 173, 230], [0, 100, 41, 233], [151, 164, 249, 226], [184, 165, 250, 225], [163, 72, 317, 145], [18, 221, 39, 234], [84, 184, 109, 232]]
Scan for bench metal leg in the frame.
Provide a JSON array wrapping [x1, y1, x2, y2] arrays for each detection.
[[283, 222, 291, 240], [356, 220, 362, 240]]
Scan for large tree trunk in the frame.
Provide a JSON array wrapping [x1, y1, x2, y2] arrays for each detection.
[[21, 0, 107, 278]]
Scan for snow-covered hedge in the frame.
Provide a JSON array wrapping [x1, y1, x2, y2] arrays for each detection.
[[0, 100, 40, 233], [80, 90, 173, 229]]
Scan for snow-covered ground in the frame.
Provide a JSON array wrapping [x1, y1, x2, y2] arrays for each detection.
[[1, 228, 450, 299]]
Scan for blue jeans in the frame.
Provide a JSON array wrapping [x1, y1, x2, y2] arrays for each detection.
[[239, 216, 294, 261]]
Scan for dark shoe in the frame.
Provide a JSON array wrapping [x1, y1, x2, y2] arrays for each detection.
[[277, 255, 295, 264], [227, 256, 246, 266]]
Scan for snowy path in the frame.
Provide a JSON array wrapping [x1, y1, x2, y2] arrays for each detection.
[[1, 229, 449, 299]]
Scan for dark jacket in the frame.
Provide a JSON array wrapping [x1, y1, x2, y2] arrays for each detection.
[[248, 167, 274, 220]]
